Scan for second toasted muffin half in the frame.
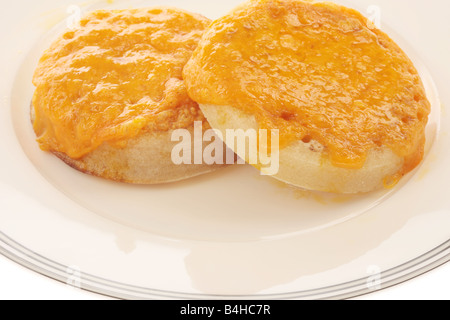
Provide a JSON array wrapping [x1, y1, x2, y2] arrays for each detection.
[[184, 0, 431, 194]]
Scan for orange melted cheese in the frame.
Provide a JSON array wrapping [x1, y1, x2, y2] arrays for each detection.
[[184, 0, 431, 172], [33, 8, 210, 159]]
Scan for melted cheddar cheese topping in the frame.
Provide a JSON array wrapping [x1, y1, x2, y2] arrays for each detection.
[[184, 0, 431, 172], [33, 8, 210, 159]]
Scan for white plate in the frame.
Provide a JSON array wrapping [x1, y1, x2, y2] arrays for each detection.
[[0, 0, 449, 300]]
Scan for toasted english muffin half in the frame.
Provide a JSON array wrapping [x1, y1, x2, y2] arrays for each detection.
[[32, 8, 225, 184], [184, 0, 431, 194]]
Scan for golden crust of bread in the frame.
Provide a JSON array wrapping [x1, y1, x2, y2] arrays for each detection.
[[200, 104, 404, 194]]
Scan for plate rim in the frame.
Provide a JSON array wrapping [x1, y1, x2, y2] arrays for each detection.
[[1, 230, 448, 300]]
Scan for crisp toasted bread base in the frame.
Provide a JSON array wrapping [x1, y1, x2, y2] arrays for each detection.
[[200, 104, 404, 194], [53, 127, 221, 184], [31, 105, 224, 184]]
